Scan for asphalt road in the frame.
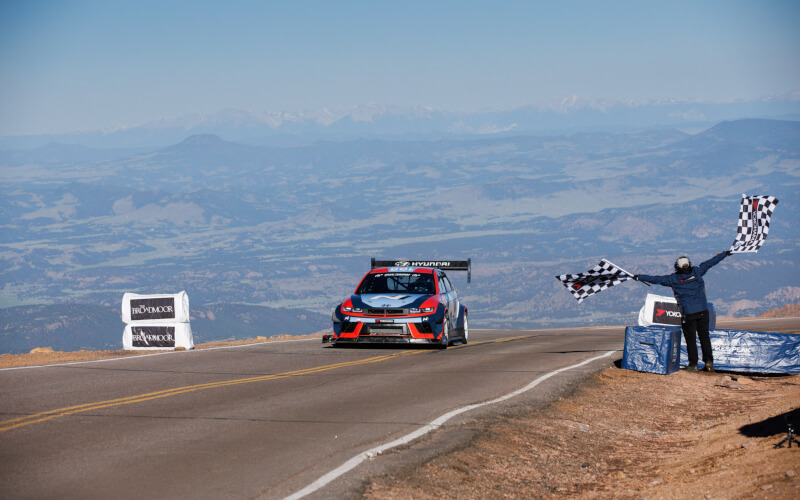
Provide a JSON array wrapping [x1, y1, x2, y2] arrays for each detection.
[[1, 318, 797, 499]]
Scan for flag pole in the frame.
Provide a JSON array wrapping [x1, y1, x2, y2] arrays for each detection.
[[602, 259, 650, 287]]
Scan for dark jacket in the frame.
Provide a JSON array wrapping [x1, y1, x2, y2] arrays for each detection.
[[637, 252, 728, 315]]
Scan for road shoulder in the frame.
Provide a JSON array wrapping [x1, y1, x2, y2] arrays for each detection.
[[364, 367, 800, 498]]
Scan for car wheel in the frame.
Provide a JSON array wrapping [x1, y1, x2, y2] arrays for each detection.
[[462, 313, 469, 344], [439, 318, 450, 349]]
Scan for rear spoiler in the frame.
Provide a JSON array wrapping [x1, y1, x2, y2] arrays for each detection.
[[371, 258, 472, 283]]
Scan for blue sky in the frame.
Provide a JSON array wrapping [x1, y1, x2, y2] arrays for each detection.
[[1, 0, 798, 135]]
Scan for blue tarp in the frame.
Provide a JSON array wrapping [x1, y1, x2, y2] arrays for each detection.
[[681, 329, 800, 374], [622, 326, 682, 375]]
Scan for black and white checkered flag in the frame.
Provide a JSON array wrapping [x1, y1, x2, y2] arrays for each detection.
[[556, 259, 633, 303], [730, 194, 779, 253]]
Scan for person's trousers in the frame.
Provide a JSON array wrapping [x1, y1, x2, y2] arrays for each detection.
[[682, 309, 712, 365]]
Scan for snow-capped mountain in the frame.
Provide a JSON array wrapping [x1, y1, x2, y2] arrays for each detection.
[[2, 96, 799, 150]]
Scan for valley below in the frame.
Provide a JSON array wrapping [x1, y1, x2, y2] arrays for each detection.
[[1, 118, 798, 353]]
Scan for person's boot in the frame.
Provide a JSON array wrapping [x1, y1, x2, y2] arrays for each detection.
[[685, 363, 699, 372], [703, 361, 714, 373]]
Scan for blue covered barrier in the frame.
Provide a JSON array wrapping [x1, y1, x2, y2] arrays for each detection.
[[680, 329, 800, 374], [622, 326, 682, 375]]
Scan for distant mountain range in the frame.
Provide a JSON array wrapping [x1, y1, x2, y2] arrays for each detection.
[[0, 117, 798, 353], [2, 96, 799, 149]]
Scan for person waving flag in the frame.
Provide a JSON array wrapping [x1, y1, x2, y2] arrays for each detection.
[[632, 251, 731, 373]]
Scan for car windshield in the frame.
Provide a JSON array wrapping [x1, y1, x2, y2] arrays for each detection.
[[356, 272, 435, 295]]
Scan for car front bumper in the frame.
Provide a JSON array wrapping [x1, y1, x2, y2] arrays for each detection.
[[331, 307, 445, 344]]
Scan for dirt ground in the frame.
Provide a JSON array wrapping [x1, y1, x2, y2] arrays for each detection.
[[364, 367, 800, 499], [4, 335, 799, 499]]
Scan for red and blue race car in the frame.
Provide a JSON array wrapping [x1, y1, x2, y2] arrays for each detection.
[[328, 259, 471, 348]]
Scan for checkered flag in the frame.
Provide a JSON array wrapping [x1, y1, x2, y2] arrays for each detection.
[[556, 259, 633, 303], [730, 194, 779, 253]]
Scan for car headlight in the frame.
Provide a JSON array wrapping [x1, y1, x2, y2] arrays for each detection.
[[410, 307, 435, 314], [342, 306, 362, 313]]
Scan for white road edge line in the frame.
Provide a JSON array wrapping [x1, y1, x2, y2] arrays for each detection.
[[283, 349, 618, 500], [0, 338, 317, 372]]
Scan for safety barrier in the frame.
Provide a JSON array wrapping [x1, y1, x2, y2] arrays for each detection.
[[622, 326, 682, 375], [121, 291, 191, 323], [623, 325, 800, 374], [121, 291, 194, 350], [681, 329, 800, 374]]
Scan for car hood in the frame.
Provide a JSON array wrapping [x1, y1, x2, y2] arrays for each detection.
[[352, 294, 433, 309]]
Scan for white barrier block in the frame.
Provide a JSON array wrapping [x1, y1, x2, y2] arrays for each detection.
[[123, 323, 194, 350], [638, 293, 716, 329], [638, 293, 682, 327], [122, 291, 190, 324]]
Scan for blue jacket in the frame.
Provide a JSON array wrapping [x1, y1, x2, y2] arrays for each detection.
[[638, 252, 728, 315]]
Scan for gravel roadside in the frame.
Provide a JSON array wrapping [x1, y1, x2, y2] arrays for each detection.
[[364, 366, 800, 499]]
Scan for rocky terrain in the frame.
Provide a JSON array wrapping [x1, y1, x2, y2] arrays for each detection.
[[365, 367, 800, 499]]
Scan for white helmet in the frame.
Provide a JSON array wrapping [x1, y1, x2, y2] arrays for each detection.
[[675, 256, 691, 271]]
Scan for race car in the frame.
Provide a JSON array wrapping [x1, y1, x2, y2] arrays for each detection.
[[327, 259, 471, 348]]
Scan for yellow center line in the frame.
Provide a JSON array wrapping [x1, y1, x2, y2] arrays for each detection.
[[0, 349, 424, 433], [1, 334, 535, 433], [453, 335, 533, 347]]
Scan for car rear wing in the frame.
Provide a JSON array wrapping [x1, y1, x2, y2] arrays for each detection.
[[371, 258, 472, 283]]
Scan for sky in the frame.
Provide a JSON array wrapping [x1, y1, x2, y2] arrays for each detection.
[[1, 0, 798, 136]]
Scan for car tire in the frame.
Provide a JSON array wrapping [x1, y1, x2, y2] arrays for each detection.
[[439, 318, 450, 349], [462, 313, 469, 344]]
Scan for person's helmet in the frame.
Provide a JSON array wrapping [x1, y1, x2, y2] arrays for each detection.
[[674, 256, 692, 272]]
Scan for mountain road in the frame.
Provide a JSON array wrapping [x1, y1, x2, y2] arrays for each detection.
[[1, 319, 796, 499]]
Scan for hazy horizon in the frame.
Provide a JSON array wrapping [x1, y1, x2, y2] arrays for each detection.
[[2, 0, 799, 136]]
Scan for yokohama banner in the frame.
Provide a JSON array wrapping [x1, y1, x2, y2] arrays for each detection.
[[123, 323, 194, 350], [122, 291, 190, 324], [637, 293, 716, 329]]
